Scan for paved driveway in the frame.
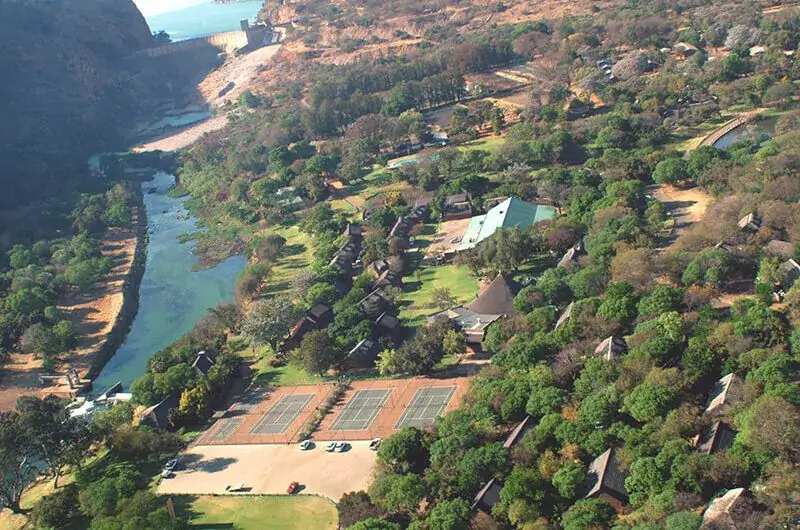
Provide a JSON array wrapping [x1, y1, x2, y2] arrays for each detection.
[[157, 442, 377, 500]]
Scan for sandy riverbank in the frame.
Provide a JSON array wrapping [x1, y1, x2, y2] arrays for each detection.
[[0, 216, 141, 411]]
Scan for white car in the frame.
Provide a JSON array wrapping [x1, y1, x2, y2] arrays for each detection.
[[299, 439, 312, 450], [369, 438, 381, 451], [334, 442, 347, 453], [325, 442, 336, 452]]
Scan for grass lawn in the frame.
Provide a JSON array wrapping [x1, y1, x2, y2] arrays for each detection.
[[399, 264, 479, 327], [245, 343, 320, 387], [178, 494, 337, 530], [258, 225, 315, 296], [459, 135, 506, 153]]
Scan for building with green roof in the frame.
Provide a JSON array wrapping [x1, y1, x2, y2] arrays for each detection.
[[458, 197, 556, 251]]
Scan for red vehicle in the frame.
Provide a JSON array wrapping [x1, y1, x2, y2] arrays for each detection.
[[286, 481, 300, 494]]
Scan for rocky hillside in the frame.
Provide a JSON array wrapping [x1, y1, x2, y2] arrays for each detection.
[[0, 0, 167, 208]]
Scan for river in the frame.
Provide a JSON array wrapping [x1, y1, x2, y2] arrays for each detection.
[[92, 172, 245, 391], [712, 116, 778, 149], [141, 1, 265, 42]]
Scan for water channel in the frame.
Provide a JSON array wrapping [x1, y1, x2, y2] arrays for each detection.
[[93, 171, 245, 391], [712, 116, 779, 149]]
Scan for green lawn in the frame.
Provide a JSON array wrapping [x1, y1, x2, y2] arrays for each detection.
[[178, 495, 337, 530], [459, 135, 507, 153], [399, 264, 479, 327], [259, 225, 315, 296]]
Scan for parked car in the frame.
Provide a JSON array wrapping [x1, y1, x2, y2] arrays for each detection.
[[161, 458, 179, 478], [325, 442, 336, 452], [286, 481, 299, 494], [369, 438, 381, 451], [334, 441, 348, 453], [299, 439, 312, 450]]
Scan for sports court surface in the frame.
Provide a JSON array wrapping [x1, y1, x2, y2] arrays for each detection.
[[194, 377, 470, 445], [195, 384, 332, 445], [331, 389, 392, 431], [394, 386, 456, 429], [250, 394, 314, 434]]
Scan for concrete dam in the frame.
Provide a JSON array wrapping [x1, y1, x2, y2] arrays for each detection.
[[139, 20, 273, 57]]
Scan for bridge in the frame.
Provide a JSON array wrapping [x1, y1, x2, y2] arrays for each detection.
[[700, 112, 760, 147]]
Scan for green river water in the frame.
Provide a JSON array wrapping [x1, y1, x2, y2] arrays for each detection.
[[93, 172, 245, 391]]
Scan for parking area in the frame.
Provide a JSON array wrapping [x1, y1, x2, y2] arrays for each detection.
[[394, 386, 456, 429], [157, 441, 377, 500], [331, 389, 392, 431]]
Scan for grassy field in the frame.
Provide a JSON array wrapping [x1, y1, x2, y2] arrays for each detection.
[[459, 135, 507, 153], [399, 264, 479, 326], [178, 494, 337, 530], [258, 225, 315, 296]]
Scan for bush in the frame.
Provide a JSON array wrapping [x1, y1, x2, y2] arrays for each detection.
[[31, 485, 82, 529]]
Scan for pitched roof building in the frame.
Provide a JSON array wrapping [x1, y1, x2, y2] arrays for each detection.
[[472, 478, 503, 513], [465, 274, 521, 316], [780, 258, 800, 289], [459, 198, 556, 251], [594, 336, 627, 361], [192, 351, 216, 376], [695, 421, 737, 454], [705, 373, 744, 415], [428, 306, 502, 345], [340, 339, 381, 371], [139, 395, 180, 430], [443, 192, 473, 221], [584, 448, 628, 511], [701, 488, 749, 529], [764, 239, 794, 260], [555, 302, 574, 330], [503, 415, 535, 449]]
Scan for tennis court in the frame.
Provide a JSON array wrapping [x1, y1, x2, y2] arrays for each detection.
[[209, 417, 244, 442], [250, 393, 314, 435], [394, 386, 456, 429], [331, 389, 392, 431]]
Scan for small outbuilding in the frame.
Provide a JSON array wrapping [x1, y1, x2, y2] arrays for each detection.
[[594, 336, 627, 361]]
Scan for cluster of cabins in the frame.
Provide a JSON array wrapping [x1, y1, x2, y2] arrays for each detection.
[[275, 221, 411, 372], [471, 372, 752, 527]]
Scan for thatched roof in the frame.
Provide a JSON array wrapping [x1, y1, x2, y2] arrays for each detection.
[[466, 274, 521, 316]]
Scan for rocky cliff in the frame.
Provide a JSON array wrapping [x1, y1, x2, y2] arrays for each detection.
[[0, 0, 167, 208]]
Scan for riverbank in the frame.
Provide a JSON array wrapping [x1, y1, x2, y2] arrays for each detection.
[[0, 194, 147, 410]]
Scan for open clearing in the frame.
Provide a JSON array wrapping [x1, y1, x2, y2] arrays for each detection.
[[178, 494, 337, 530], [426, 218, 471, 256], [399, 264, 479, 326], [649, 184, 712, 244], [157, 442, 377, 500]]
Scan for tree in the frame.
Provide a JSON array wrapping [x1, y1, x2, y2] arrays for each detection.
[[21, 323, 56, 358], [653, 158, 687, 185], [17, 395, 93, 488], [431, 288, 457, 310], [348, 519, 401, 530], [740, 395, 800, 463], [561, 499, 616, 530], [371, 473, 425, 515], [442, 330, 466, 357], [292, 330, 335, 374], [338, 491, 382, 528], [377, 428, 430, 474], [666, 511, 703, 530], [31, 485, 81, 527], [179, 385, 210, 420], [241, 296, 302, 349], [552, 461, 587, 500], [0, 411, 37, 513], [624, 382, 676, 423], [427, 498, 471, 530], [362, 235, 389, 265]]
